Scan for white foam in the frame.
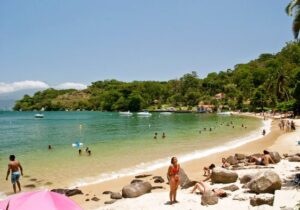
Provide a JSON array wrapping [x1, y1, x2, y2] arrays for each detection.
[[70, 119, 272, 188]]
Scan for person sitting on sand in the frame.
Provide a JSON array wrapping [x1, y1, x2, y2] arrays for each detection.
[[167, 157, 180, 205], [203, 164, 215, 177], [190, 181, 227, 197], [221, 158, 230, 168], [248, 150, 275, 166]]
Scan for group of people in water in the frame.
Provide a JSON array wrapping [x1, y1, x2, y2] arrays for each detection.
[[199, 121, 248, 134], [167, 149, 276, 205], [153, 132, 166, 139]]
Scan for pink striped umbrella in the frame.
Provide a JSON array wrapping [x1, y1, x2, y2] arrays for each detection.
[[0, 191, 83, 210]]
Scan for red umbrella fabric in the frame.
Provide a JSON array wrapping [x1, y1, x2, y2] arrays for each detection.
[[0, 191, 83, 210]]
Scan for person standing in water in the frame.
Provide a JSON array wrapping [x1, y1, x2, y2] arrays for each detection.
[[6, 155, 23, 193], [167, 157, 180, 204]]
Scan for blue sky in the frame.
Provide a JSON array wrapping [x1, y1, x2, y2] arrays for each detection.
[[0, 0, 294, 93]]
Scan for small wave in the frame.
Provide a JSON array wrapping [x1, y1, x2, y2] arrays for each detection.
[[70, 119, 272, 188]]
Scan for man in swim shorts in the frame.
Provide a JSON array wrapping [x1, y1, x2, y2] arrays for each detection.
[[6, 155, 23, 193]]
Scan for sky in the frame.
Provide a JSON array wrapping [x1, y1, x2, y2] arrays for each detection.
[[0, 0, 295, 96]]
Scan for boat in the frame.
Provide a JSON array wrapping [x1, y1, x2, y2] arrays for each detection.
[[119, 111, 133, 116], [34, 113, 44, 118], [217, 111, 232, 115], [160, 112, 172, 115], [137, 110, 152, 117]]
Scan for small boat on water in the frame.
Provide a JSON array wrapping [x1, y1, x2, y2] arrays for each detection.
[[119, 111, 133, 116], [34, 113, 44, 118], [137, 110, 152, 117], [217, 111, 232, 115], [160, 112, 172, 115]]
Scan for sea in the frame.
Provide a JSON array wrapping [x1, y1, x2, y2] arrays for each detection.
[[0, 111, 270, 195]]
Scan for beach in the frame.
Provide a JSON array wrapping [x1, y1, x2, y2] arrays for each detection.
[[69, 116, 300, 210]]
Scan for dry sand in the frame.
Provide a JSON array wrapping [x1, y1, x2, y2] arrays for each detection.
[[70, 117, 300, 210]]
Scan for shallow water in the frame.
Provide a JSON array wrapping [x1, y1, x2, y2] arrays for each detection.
[[0, 111, 262, 193]]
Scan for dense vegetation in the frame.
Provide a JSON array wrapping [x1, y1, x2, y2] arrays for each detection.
[[14, 42, 300, 114]]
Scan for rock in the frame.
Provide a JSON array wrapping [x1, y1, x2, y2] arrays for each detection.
[[24, 184, 36, 188], [211, 167, 238, 183], [288, 156, 300, 162], [122, 181, 152, 198], [105, 200, 117, 205], [226, 155, 238, 165], [235, 153, 246, 160], [91, 196, 100, 202], [178, 168, 192, 188], [233, 194, 249, 201], [131, 179, 143, 184], [269, 151, 281, 163], [151, 186, 164, 190], [182, 180, 198, 189], [153, 176, 164, 183], [110, 192, 122, 199], [51, 188, 83, 197], [247, 170, 281, 194], [239, 173, 256, 184], [102, 191, 112, 195], [201, 190, 218, 205], [45, 182, 53, 186], [51, 189, 66, 194], [65, 189, 83, 197], [85, 199, 90, 202], [221, 184, 239, 191], [135, 174, 152, 179], [250, 194, 274, 206]]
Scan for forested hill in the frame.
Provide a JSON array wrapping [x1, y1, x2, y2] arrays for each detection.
[[14, 42, 300, 113]]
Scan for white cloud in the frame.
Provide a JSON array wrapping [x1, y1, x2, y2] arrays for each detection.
[[0, 81, 49, 94], [53, 82, 87, 90], [0, 81, 88, 95]]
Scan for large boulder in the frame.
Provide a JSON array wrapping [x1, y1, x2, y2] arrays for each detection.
[[122, 181, 152, 198], [250, 194, 274, 206], [111, 192, 122, 199], [211, 167, 238, 183], [153, 176, 164, 183], [247, 170, 281, 194], [226, 156, 238, 165], [235, 153, 246, 160], [201, 190, 218, 205], [221, 184, 239, 191], [178, 168, 191, 188], [288, 156, 300, 162], [239, 173, 256, 184], [269, 152, 281, 163]]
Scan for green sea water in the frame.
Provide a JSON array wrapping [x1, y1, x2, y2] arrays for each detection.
[[0, 111, 264, 194]]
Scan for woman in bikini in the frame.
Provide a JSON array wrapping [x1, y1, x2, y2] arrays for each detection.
[[167, 157, 180, 204]]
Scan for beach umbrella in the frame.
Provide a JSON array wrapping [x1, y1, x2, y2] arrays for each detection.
[[0, 191, 82, 210]]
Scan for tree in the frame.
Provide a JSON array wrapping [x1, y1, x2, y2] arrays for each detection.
[[286, 0, 300, 39]]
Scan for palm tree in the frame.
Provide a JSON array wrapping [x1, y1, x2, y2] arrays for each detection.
[[286, 0, 300, 39]]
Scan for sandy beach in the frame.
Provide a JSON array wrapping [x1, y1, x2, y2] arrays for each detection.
[[68, 116, 300, 210]]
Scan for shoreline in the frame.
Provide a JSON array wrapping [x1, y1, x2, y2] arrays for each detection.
[[69, 117, 270, 189], [71, 115, 286, 210]]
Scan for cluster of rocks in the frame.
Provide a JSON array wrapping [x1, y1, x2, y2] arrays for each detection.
[[225, 151, 281, 167], [201, 151, 283, 207]]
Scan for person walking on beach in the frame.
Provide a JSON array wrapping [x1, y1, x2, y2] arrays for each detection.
[[6, 155, 23, 193], [167, 157, 180, 204]]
